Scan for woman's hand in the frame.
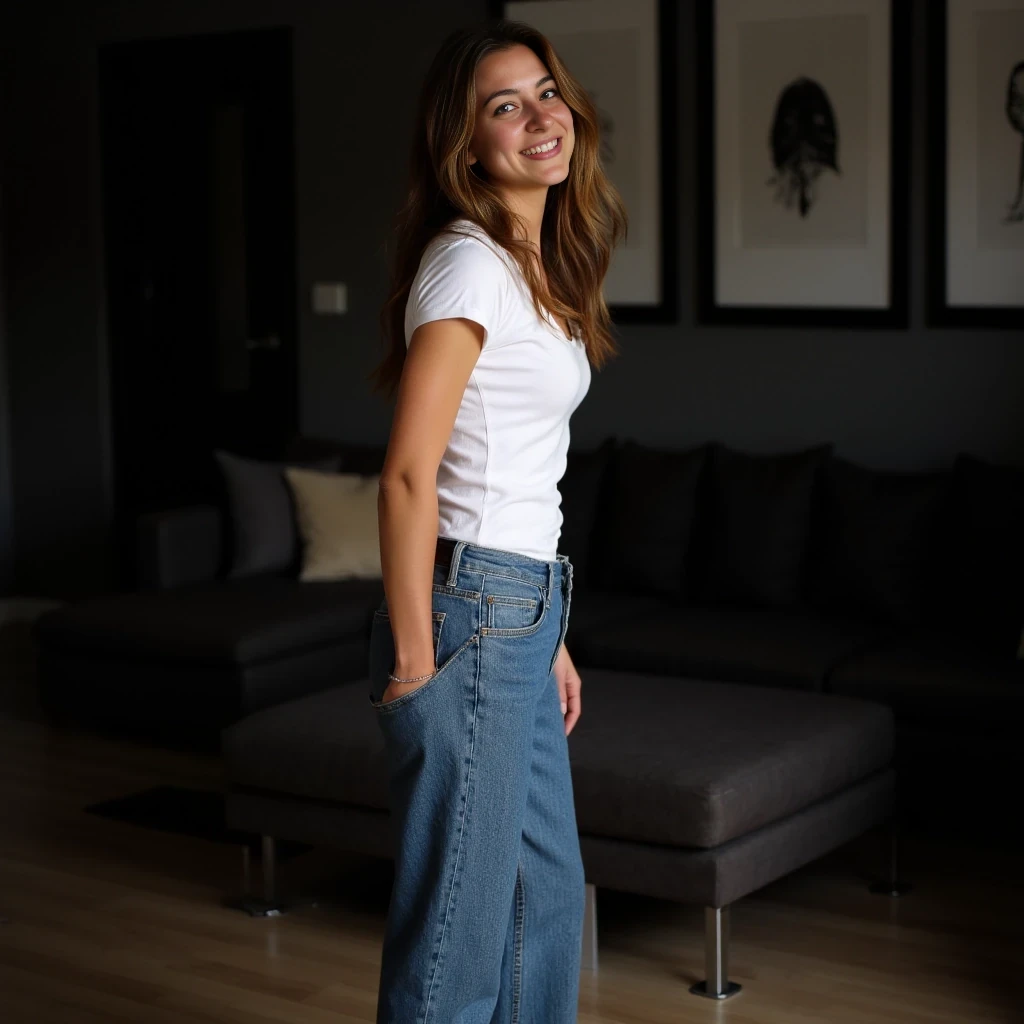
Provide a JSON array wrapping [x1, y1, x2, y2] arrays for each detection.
[[553, 644, 582, 736], [381, 659, 436, 705]]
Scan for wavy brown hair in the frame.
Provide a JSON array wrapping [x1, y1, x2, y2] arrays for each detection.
[[368, 18, 628, 401]]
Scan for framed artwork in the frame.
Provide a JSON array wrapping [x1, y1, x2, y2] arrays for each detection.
[[493, 0, 679, 323], [928, 0, 1024, 328], [697, 0, 910, 327]]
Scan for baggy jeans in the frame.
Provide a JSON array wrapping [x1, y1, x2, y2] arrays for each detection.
[[367, 538, 584, 1024]]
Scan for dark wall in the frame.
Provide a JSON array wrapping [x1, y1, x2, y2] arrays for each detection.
[[0, 185, 13, 596], [0, 2, 19, 596], [2, 0, 1022, 598]]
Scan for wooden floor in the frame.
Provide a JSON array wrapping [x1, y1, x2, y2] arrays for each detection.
[[2, 622, 1022, 1024]]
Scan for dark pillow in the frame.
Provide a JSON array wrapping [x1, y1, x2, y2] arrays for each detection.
[[556, 437, 616, 588], [699, 442, 831, 607], [213, 449, 343, 579], [586, 439, 708, 597], [946, 453, 1024, 653], [807, 456, 952, 626]]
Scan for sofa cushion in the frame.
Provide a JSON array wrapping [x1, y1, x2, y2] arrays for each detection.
[[222, 679, 393, 812], [807, 457, 951, 626], [33, 575, 384, 666], [222, 671, 894, 850], [587, 440, 707, 598], [568, 669, 894, 847], [214, 449, 343, 579], [137, 504, 224, 590], [571, 602, 890, 691], [556, 437, 616, 588], [826, 629, 1024, 734], [944, 453, 1024, 654], [696, 443, 830, 607]]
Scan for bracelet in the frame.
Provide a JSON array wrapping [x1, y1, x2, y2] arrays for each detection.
[[388, 670, 436, 684]]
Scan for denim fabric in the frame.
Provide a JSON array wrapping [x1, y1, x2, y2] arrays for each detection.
[[367, 538, 583, 1023]]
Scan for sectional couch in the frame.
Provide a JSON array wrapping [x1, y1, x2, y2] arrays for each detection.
[[33, 434, 1024, 838]]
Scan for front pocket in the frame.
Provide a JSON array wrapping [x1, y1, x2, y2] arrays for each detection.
[[487, 594, 539, 631], [371, 632, 479, 713], [480, 575, 548, 637], [367, 608, 445, 706]]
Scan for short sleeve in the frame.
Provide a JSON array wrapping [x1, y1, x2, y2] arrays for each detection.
[[405, 235, 509, 349]]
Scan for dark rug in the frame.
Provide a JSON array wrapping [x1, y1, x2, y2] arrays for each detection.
[[84, 784, 312, 862]]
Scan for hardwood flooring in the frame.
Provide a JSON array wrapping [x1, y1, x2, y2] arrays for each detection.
[[1, 621, 1021, 1023]]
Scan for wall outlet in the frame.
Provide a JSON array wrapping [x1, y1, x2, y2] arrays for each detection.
[[312, 282, 347, 315]]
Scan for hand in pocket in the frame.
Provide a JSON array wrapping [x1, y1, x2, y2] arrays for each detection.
[[380, 668, 436, 706], [369, 608, 444, 709]]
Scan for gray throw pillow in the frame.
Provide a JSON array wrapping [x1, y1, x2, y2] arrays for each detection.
[[213, 449, 343, 578]]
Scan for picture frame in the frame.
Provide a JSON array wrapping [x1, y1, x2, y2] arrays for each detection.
[[928, 0, 1024, 328], [696, 0, 910, 327], [493, 0, 679, 324]]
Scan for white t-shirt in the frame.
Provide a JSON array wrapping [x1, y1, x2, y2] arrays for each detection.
[[404, 217, 592, 562]]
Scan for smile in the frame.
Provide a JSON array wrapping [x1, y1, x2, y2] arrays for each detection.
[[520, 137, 562, 159]]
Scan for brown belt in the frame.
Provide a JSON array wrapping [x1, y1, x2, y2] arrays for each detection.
[[435, 536, 458, 571]]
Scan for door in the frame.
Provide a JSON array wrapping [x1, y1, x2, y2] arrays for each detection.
[[98, 26, 298, 587]]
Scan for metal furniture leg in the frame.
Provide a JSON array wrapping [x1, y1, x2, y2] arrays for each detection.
[[581, 882, 598, 971], [689, 905, 742, 999], [222, 834, 319, 917], [869, 814, 913, 896]]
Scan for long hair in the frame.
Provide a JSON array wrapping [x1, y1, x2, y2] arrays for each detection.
[[368, 18, 628, 401]]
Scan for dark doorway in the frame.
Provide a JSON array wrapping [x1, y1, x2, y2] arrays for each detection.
[[98, 27, 298, 587]]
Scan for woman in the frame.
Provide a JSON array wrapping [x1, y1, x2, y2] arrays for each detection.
[[367, 17, 627, 1024]]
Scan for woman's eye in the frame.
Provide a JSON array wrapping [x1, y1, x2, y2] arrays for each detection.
[[494, 88, 559, 116]]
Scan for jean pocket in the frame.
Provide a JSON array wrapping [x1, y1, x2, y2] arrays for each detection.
[[480, 574, 548, 637], [367, 608, 445, 708]]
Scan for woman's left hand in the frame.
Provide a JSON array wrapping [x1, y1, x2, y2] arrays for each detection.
[[554, 644, 582, 737]]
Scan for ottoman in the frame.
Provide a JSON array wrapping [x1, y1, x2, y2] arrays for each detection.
[[221, 667, 898, 1000]]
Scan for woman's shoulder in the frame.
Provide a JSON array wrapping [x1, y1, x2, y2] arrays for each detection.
[[430, 218, 512, 268]]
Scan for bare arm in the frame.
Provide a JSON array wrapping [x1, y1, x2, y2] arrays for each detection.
[[377, 316, 484, 682]]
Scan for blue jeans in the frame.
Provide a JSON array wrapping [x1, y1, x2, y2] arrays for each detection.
[[367, 539, 584, 1023]]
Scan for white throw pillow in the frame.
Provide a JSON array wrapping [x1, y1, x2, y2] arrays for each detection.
[[283, 467, 381, 581]]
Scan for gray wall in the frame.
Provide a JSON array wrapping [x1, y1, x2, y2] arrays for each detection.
[[1, 0, 1022, 598]]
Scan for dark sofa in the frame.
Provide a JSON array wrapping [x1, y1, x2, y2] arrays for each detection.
[[33, 435, 1024, 836]]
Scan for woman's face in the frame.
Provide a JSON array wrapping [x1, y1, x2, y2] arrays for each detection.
[[468, 44, 574, 190]]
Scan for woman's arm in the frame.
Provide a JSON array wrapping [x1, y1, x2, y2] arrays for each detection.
[[377, 316, 485, 689]]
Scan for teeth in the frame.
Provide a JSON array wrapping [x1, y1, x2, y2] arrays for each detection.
[[522, 138, 559, 155]]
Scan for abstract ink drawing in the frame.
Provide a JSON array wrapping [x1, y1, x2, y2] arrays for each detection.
[[1005, 60, 1024, 223], [767, 76, 840, 217]]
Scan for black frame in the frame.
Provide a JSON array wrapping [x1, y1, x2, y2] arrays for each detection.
[[927, 0, 1024, 329], [490, 0, 679, 324], [695, 0, 911, 328]]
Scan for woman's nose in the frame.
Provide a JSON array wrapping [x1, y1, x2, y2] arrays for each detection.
[[524, 106, 553, 131]]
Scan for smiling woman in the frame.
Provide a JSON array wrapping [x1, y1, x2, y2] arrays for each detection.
[[365, 17, 627, 1024], [371, 23, 627, 402], [468, 51, 576, 219]]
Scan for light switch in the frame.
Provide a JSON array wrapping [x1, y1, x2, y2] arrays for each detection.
[[313, 282, 348, 315]]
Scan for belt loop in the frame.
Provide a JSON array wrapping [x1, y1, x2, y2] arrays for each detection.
[[558, 554, 571, 594], [547, 560, 554, 598], [447, 540, 467, 587]]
